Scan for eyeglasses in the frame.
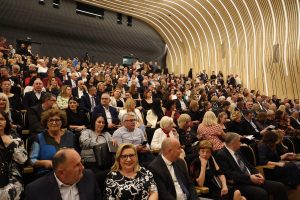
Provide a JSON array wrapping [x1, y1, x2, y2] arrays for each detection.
[[48, 118, 62, 123], [124, 119, 137, 122], [120, 154, 135, 160]]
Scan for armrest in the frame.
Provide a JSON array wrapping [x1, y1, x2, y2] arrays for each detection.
[[256, 164, 275, 170], [22, 130, 30, 135], [23, 166, 34, 174], [256, 164, 275, 177], [195, 186, 209, 195], [227, 179, 235, 185], [150, 148, 161, 154]]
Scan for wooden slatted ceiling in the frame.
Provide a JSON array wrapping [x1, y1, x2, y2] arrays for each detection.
[[80, 0, 300, 99]]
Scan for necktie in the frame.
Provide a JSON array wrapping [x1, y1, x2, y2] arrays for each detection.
[[162, 128, 170, 137], [173, 164, 190, 198], [91, 96, 95, 112], [234, 152, 250, 175]]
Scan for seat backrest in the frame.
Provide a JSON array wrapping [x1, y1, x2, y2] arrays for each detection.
[[240, 144, 256, 166], [249, 142, 259, 166], [282, 136, 295, 153]]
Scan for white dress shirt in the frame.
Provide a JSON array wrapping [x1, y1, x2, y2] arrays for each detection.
[[161, 155, 186, 200], [54, 173, 79, 200], [104, 107, 112, 124]]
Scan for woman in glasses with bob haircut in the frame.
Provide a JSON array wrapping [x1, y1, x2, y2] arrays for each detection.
[[29, 108, 76, 178], [105, 143, 158, 200]]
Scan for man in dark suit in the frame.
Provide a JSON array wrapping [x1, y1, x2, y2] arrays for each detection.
[[27, 93, 57, 135], [216, 132, 288, 200], [92, 93, 119, 134], [72, 80, 87, 99], [242, 110, 269, 139], [58, 67, 71, 86], [80, 85, 98, 114], [148, 138, 198, 200], [25, 148, 101, 200], [175, 90, 188, 113], [23, 78, 46, 110], [290, 111, 300, 129]]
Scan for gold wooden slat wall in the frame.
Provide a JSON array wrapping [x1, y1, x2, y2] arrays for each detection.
[[80, 0, 300, 99]]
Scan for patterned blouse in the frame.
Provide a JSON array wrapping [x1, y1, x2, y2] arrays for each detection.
[[0, 132, 27, 199], [197, 124, 224, 151], [56, 96, 69, 110], [105, 167, 157, 200]]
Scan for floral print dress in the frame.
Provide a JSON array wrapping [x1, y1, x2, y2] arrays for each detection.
[[0, 133, 27, 200], [105, 167, 157, 200]]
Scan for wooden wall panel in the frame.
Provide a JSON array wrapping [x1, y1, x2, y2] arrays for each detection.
[[82, 0, 300, 99]]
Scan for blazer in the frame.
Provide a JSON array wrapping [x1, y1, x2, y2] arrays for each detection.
[[175, 98, 189, 113], [241, 120, 261, 139], [23, 91, 46, 109], [92, 105, 119, 122], [216, 146, 258, 185], [27, 104, 45, 135], [25, 169, 101, 200], [80, 93, 99, 113], [148, 155, 198, 200], [290, 117, 300, 129], [72, 87, 87, 99]]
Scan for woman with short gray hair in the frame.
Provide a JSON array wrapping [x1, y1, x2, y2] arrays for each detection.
[[151, 116, 178, 149]]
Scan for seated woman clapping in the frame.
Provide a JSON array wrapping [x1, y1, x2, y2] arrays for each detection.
[[190, 140, 245, 200], [105, 143, 158, 200]]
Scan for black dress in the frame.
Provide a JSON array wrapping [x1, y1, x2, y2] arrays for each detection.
[[258, 143, 300, 188], [66, 109, 90, 129], [8, 94, 22, 111], [141, 99, 153, 111], [190, 156, 235, 200]]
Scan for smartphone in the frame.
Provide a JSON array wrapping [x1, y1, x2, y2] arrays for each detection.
[[141, 141, 148, 146]]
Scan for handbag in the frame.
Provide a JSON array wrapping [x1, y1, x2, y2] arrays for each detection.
[[93, 135, 115, 168]]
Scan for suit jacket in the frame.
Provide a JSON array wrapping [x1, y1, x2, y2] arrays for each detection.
[[92, 105, 119, 122], [148, 155, 198, 200], [80, 93, 99, 113], [25, 169, 101, 200], [290, 117, 300, 129], [72, 87, 87, 99], [216, 146, 258, 185], [23, 91, 46, 110], [241, 120, 261, 139], [27, 104, 45, 135], [175, 98, 189, 113]]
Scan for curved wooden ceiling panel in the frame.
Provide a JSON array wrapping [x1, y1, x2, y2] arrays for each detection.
[[80, 0, 300, 99]]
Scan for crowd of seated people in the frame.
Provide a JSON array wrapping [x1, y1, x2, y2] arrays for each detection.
[[1, 35, 300, 199]]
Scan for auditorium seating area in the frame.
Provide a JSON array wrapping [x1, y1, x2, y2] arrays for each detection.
[[1, 35, 300, 200]]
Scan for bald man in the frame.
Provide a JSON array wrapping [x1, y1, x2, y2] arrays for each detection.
[[148, 138, 198, 200], [92, 93, 119, 134], [25, 148, 101, 200]]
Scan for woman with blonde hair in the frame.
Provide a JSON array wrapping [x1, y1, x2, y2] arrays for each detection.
[[177, 114, 198, 155], [56, 85, 72, 109], [118, 98, 145, 132], [110, 88, 125, 111], [197, 111, 225, 151], [188, 100, 201, 129], [105, 143, 158, 200]]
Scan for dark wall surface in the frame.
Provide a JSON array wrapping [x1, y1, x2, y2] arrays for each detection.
[[0, 0, 166, 65]]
